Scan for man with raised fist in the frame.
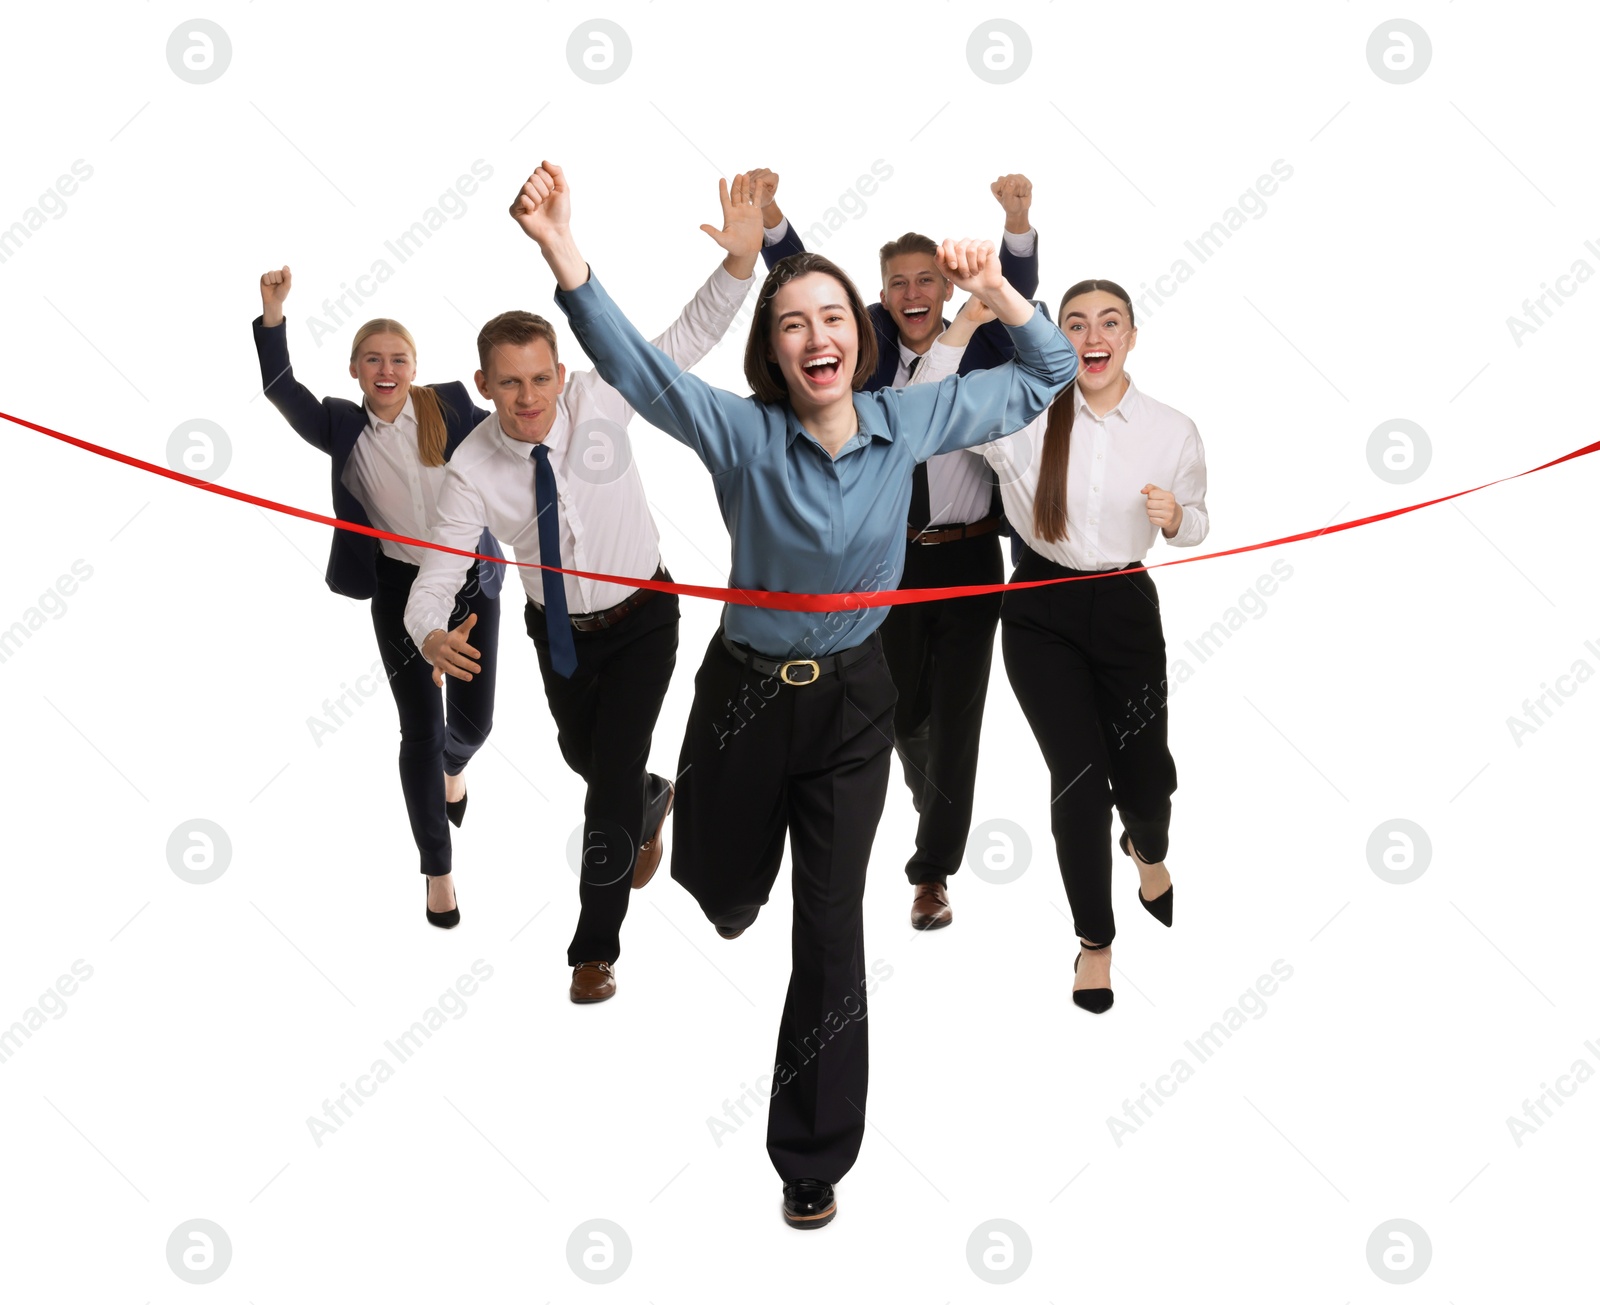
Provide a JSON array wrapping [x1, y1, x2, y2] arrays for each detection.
[[404, 174, 764, 1003]]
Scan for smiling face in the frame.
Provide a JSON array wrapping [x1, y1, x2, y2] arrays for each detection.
[[1059, 290, 1136, 402], [475, 337, 566, 443], [880, 252, 953, 349], [766, 271, 861, 410], [349, 331, 416, 421]]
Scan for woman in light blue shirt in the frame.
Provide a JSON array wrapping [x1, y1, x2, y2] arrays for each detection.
[[510, 161, 1075, 1230]]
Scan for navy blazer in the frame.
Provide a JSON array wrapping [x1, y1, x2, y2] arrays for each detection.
[[761, 224, 1044, 531], [251, 316, 506, 601]]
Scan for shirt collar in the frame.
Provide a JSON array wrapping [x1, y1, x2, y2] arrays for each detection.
[[1076, 372, 1140, 424], [495, 398, 568, 460], [783, 395, 894, 454], [365, 392, 416, 431]]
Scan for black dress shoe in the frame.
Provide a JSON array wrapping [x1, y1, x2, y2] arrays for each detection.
[[1120, 831, 1173, 927], [781, 1178, 836, 1229], [445, 789, 468, 828], [425, 878, 460, 929], [714, 906, 759, 940], [1072, 940, 1113, 1013]]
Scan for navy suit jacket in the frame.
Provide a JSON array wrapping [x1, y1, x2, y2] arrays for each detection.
[[251, 316, 506, 601], [761, 223, 1044, 531]]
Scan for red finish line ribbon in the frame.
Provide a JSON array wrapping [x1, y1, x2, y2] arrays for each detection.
[[6, 408, 1596, 611]]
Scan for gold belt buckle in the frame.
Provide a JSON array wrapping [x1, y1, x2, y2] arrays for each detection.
[[778, 658, 821, 686]]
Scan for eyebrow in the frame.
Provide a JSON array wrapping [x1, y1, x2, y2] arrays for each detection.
[[777, 304, 848, 321], [1061, 308, 1120, 322]]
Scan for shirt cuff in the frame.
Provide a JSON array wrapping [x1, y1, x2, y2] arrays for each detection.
[[912, 340, 964, 384], [763, 216, 791, 246], [709, 261, 755, 294], [1002, 227, 1037, 257], [553, 268, 606, 326]]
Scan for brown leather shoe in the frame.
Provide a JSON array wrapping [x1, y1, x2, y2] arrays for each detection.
[[633, 778, 674, 889], [569, 961, 616, 1003], [910, 881, 952, 930]]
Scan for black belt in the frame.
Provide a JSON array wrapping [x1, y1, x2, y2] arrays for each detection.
[[718, 631, 878, 686], [531, 564, 667, 631], [907, 513, 1002, 545]]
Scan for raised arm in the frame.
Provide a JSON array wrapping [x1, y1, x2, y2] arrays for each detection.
[[962, 174, 1039, 372], [641, 173, 761, 370], [749, 167, 806, 269], [889, 239, 1075, 459], [252, 265, 337, 453], [510, 161, 770, 474]]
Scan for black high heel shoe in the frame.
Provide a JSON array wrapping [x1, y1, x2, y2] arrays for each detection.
[[1121, 831, 1173, 928], [425, 876, 460, 929], [1072, 940, 1113, 1014], [445, 789, 468, 828]]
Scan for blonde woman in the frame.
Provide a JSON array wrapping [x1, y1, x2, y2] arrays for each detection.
[[252, 271, 505, 928]]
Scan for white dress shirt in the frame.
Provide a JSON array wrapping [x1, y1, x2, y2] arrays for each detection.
[[340, 394, 450, 565], [763, 218, 1037, 526], [404, 263, 753, 646], [909, 343, 1209, 567]]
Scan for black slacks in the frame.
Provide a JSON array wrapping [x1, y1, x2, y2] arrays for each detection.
[[878, 530, 1003, 884], [670, 627, 896, 1185], [370, 552, 500, 877], [1000, 546, 1176, 946], [525, 587, 679, 966]]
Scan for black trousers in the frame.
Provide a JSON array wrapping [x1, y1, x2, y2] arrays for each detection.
[[525, 587, 680, 966], [671, 627, 896, 1185], [1000, 546, 1176, 946], [879, 530, 1003, 884], [370, 552, 501, 877]]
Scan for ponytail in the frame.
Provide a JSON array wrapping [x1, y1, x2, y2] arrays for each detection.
[[1032, 386, 1077, 543], [1033, 278, 1136, 544], [409, 385, 449, 468]]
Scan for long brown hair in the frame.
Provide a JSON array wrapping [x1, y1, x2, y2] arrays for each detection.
[[744, 253, 878, 403], [350, 318, 449, 468], [1033, 280, 1135, 543]]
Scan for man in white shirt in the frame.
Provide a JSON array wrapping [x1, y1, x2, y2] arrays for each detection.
[[405, 175, 765, 1002]]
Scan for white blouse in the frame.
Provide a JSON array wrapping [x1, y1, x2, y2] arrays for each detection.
[[909, 341, 1209, 568], [340, 394, 450, 566]]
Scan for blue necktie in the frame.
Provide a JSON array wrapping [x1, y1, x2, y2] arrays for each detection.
[[532, 442, 577, 678]]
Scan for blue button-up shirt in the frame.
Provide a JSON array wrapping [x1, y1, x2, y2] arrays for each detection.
[[554, 270, 1077, 656]]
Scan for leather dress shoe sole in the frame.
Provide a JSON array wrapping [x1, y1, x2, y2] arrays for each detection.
[[633, 779, 674, 890], [781, 1180, 837, 1230]]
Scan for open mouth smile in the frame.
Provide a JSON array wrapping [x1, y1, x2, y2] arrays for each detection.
[[802, 354, 842, 385]]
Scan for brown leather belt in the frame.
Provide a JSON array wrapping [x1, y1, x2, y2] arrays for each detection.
[[532, 563, 667, 631], [907, 514, 1001, 545]]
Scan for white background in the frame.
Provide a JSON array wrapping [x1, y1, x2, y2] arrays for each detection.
[[2, 1, 1596, 1300]]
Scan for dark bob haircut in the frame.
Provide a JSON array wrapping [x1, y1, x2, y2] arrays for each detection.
[[743, 252, 879, 403]]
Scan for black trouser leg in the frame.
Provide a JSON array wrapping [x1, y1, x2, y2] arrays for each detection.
[[880, 533, 1003, 884], [370, 555, 501, 877], [1088, 567, 1175, 863], [441, 564, 501, 777], [671, 629, 895, 1184], [527, 591, 679, 966], [1000, 550, 1175, 943]]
